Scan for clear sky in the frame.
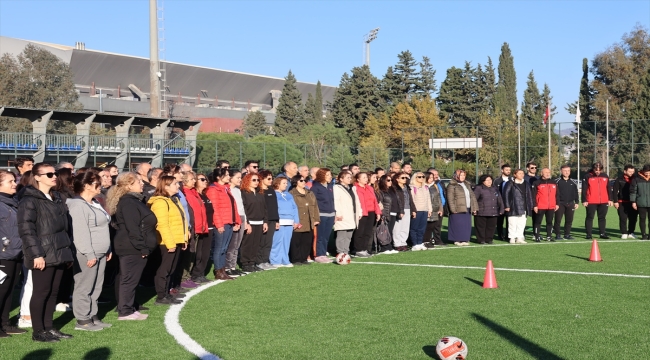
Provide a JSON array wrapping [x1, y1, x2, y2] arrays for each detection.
[[1, 0, 648, 124]]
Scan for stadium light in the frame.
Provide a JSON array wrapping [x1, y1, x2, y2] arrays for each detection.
[[364, 27, 380, 67]]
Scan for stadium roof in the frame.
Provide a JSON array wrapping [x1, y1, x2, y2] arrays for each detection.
[[0, 36, 336, 107]]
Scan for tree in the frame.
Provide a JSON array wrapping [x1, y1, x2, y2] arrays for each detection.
[[298, 121, 354, 169], [415, 56, 437, 95], [274, 70, 304, 137], [0, 44, 82, 133], [379, 66, 401, 107], [314, 81, 323, 122], [394, 50, 419, 97], [329, 65, 382, 146], [566, 58, 597, 173], [493, 42, 518, 125], [243, 110, 268, 136], [437, 66, 467, 126], [618, 66, 650, 165]]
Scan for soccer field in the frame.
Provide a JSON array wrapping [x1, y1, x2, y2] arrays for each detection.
[[3, 208, 649, 359]]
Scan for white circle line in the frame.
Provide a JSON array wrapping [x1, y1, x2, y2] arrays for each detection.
[[164, 280, 225, 360], [353, 261, 650, 278]]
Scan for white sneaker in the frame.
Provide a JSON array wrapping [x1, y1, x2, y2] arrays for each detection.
[[388, 250, 399, 254], [628, 233, 636, 239], [411, 244, 423, 251], [509, 239, 516, 244], [55, 303, 72, 312], [621, 234, 628, 239], [283, 263, 294, 268], [516, 238, 527, 244], [18, 317, 32, 328]]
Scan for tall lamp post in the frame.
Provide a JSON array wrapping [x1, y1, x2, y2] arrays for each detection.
[[364, 28, 380, 67]]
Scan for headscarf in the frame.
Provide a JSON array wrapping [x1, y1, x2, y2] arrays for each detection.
[[452, 169, 466, 182]]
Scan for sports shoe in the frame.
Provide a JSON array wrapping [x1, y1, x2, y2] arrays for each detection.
[[411, 245, 424, 251], [355, 250, 372, 258], [133, 311, 148, 319], [314, 256, 331, 263], [396, 246, 410, 252], [55, 302, 72, 312], [117, 312, 147, 320], [169, 289, 186, 298], [534, 236, 541, 243], [180, 280, 198, 289], [225, 269, 240, 277], [154, 295, 182, 305], [555, 235, 563, 241], [3, 326, 26, 335], [628, 233, 636, 239], [515, 238, 527, 244], [32, 330, 59, 343], [600, 234, 610, 239], [283, 263, 294, 267], [509, 238, 516, 244], [621, 234, 628, 239], [48, 329, 73, 339], [257, 262, 278, 270], [75, 320, 104, 332], [424, 242, 436, 249], [18, 317, 31, 328], [547, 237, 555, 242], [92, 316, 112, 328], [564, 235, 575, 240]]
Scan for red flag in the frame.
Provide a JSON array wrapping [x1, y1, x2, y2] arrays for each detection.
[[543, 104, 550, 125]]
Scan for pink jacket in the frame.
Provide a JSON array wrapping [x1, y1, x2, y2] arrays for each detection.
[[354, 183, 381, 216]]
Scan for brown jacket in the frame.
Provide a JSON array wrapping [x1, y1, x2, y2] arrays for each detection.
[[446, 179, 479, 214], [290, 188, 320, 232]]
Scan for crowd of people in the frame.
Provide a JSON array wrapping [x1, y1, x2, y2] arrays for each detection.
[[0, 156, 647, 343]]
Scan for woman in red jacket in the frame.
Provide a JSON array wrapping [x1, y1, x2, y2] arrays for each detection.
[[205, 168, 241, 280], [353, 172, 381, 257], [181, 171, 210, 283]]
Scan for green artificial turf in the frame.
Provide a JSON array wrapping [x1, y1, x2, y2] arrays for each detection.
[[3, 207, 650, 359]]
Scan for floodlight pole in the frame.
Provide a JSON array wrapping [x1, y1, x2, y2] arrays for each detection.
[[364, 28, 380, 67], [149, 0, 160, 117]]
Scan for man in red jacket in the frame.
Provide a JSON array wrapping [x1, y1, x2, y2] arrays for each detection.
[[582, 162, 613, 240], [532, 168, 558, 242]]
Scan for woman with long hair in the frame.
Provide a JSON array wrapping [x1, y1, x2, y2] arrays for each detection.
[[0, 170, 26, 337], [423, 172, 445, 248], [107, 172, 157, 320], [270, 177, 299, 267], [389, 172, 416, 252], [257, 170, 279, 270], [53, 168, 75, 203], [205, 168, 240, 280], [68, 171, 112, 331], [239, 173, 268, 273], [190, 173, 213, 283], [289, 175, 320, 265], [447, 169, 479, 246], [375, 175, 398, 254], [409, 172, 433, 251], [473, 174, 504, 244], [310, 168, 335, 263], [16, 170, 33, 329], [148, 176, 189, 305], [352, 172, 381, 257], [18, 163, 74, 342], [333, 171, 361, 257], [225, 170, 246, 277]]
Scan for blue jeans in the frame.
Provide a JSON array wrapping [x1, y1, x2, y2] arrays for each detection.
[[270, 225, 293, 265], [212, 224, 233, 270], [316, 216, 334, 257], [409, 211, 428, 245]]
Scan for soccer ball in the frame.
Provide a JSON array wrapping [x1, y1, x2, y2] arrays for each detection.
[[335, 253, 351, 265], [436, 336, 468, 360]]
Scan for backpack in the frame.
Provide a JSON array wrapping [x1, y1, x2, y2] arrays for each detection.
[[375, 217, 392, 246]]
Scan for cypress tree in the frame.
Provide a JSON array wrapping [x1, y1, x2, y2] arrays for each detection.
[[394, 50, 419, 97], [314, 81, 323, 122], [304, 93, 318, 124], [438, 66, 470, 127], [520, 70, 543, 131], [380, 66, 401, 106], [274, 70, 304, 137], [493, 43, 518, 124]]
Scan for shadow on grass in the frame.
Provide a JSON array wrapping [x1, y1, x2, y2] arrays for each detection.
[[21, 349, 53, 360], [83, 347, 111, 360], [472, 313, 565, 360], [422, 345, 438, 358], [464, 276, 483, 287], [565, 254, 590, 261]]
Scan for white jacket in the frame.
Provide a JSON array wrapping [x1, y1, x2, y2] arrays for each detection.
[[333, 184, 362, 231]]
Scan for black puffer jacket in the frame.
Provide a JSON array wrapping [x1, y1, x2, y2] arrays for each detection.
[[474, 184, 504, 217], [388, 184, 416, 216], [0, 193, 22, 260], [502, 180, 533, 217], [18, 186, 73, 269], [376, 190, 392, 218], [113, 193, 158, 257]]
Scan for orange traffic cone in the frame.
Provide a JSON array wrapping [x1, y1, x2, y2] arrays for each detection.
[[482, 260, 498, 288], [589, 239, 602, 262]]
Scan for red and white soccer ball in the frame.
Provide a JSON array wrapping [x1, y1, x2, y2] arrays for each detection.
[[436, 336, 468, 360], [335, 253, 351, 265]]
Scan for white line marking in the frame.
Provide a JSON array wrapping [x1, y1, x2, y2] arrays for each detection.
[[354, 261, 650, 278], [165, 280, 225, 360], [427, 239, 647, 250]]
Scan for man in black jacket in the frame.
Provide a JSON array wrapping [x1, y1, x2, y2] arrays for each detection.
[[493, 164, 512, 240], [554, 165, 580, 240], [613, 165, 638, 239]]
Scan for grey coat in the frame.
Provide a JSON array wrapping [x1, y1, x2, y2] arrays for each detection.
[[67, 197, 111, 260], [427, 185, 444, 222]]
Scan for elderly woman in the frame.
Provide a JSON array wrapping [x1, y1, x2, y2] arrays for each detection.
[[289, 175, 320, 265], [270, 177, 299, 267], [473, 174, 504, 244], [409, 172, 433, 251], [185, 172, 211, 283], [446, 170, 478, 246]]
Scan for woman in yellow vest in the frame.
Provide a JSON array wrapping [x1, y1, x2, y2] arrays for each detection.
[[147, 175, 189, 306]]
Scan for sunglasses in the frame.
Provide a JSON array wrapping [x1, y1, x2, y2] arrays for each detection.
[[399, 177, 408, 180], [38, 172, 57, 178], [198, 178, 207, 182], [416, 176, 424, 179], [222, 166, 230, 169], [386, 179, 392, 182], [266, 177, 272, 180], [298, 179, 305, 183], [251, 179, 259, 182], [251, 165, 259, 169], [529, 167, 537, 170]]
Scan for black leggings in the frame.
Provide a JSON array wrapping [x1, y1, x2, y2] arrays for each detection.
[[352, 212, 376, 253], [241, 224, 264, 267], [155, 245, 181, 300], [31, 265, 64, 332], [191, 231, 213, 278], [0, 259, 21, 328]]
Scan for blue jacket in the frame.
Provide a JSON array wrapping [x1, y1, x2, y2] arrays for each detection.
[[0, 194, 22, 260], [311, 182, 335, 214], [276, 190, 299, 223]]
